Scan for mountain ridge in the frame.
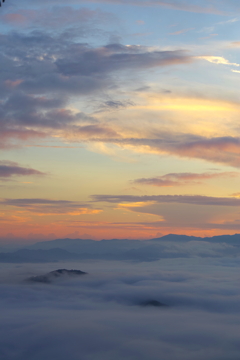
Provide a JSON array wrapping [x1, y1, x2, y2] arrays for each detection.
[[0, 234, 239, 263]]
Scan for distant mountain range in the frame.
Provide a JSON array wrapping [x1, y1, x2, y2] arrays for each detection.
[[0, 234, 239, 263]]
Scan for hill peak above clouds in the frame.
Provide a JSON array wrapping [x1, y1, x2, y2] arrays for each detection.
[[27, 269, 87, 284]]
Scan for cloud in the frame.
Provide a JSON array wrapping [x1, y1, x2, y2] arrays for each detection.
[[231, 192, 240, 198], [104, 134, 240, 168], [169, 28, 194, 35], [199, 33, 218, 40], [72, 124, 120, 139], [230, 41, 240, 47], [0, 2, 239, 174], [134, 218, 240, 231], [91, 193, 240, 206], [133, 172, 239, 187], [0, 256, 240, 360], [136, 20, 145, 25], [55, 45, 192, 76], [0, 127, 46, 149], [0, 31, 111, 98], [2, 7, 112, 30], [1, 94, 95, 131], [0, 27, 194, 148], [98, 100, 135, 111], [217, 17, 239, 25], [5, 79, 23, 88], [197, 56, 240, 67], [0, 161, 46, 179], [18, 0, 225, 15], [0, 198, 102, 215]]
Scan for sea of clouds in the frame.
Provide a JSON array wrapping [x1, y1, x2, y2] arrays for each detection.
[[1, 255, 240, 360]]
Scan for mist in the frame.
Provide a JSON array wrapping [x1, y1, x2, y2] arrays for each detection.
[[1, 255, 240, 360]]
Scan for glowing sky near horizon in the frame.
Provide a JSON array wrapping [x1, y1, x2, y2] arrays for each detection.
[[1, 0, 240, 241]]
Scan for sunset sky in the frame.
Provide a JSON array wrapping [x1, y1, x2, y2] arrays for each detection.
[[1, 0, 240, 241]]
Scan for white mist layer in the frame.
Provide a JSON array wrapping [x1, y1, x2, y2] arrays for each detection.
[[0, 258, 240, 360]]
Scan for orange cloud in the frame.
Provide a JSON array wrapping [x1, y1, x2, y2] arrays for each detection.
[[231, 192, 240, 198]]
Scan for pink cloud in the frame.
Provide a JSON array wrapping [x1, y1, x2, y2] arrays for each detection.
[[5, 80, 24, 88], [0, 128, 47, 149], [3, 13, 28, 25]]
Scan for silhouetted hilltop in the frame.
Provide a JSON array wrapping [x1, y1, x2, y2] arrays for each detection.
[[151, 234, 200, 242], [139, 299, 168, 307], [27, 269, 87, 284]]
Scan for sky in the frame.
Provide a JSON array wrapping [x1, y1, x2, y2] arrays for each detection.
[[1, 0, 240, 241]]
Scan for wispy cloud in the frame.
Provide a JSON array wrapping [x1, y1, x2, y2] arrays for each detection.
[[231, 192, 240, 198], [56, 45, 192, 76], [91, 134, 240, 168], [0, 198, 102, 215], [169, 28, 194, 35], [92, 194, 240, 207], [197, 56, 240, 67], [2, 7, 112, 30], [132, 172, 239, 187], [217, 17, 239, 25], [18, 0, 225, 15], [230, 41, 240, 47]]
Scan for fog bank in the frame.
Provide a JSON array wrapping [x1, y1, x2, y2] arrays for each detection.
[[0, 256, 240, 360]]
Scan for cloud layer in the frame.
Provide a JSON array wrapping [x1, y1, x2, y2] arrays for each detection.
[[0, 256, 240, 360]]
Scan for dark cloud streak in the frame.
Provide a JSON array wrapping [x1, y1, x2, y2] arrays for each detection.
[[56, 45, 192, 76], [0, 161, 46, 178], [97, 134, 240, 168], [0, 198, 101, 215], [92, 194, 240, 206], [133, 172, 239, 187]]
